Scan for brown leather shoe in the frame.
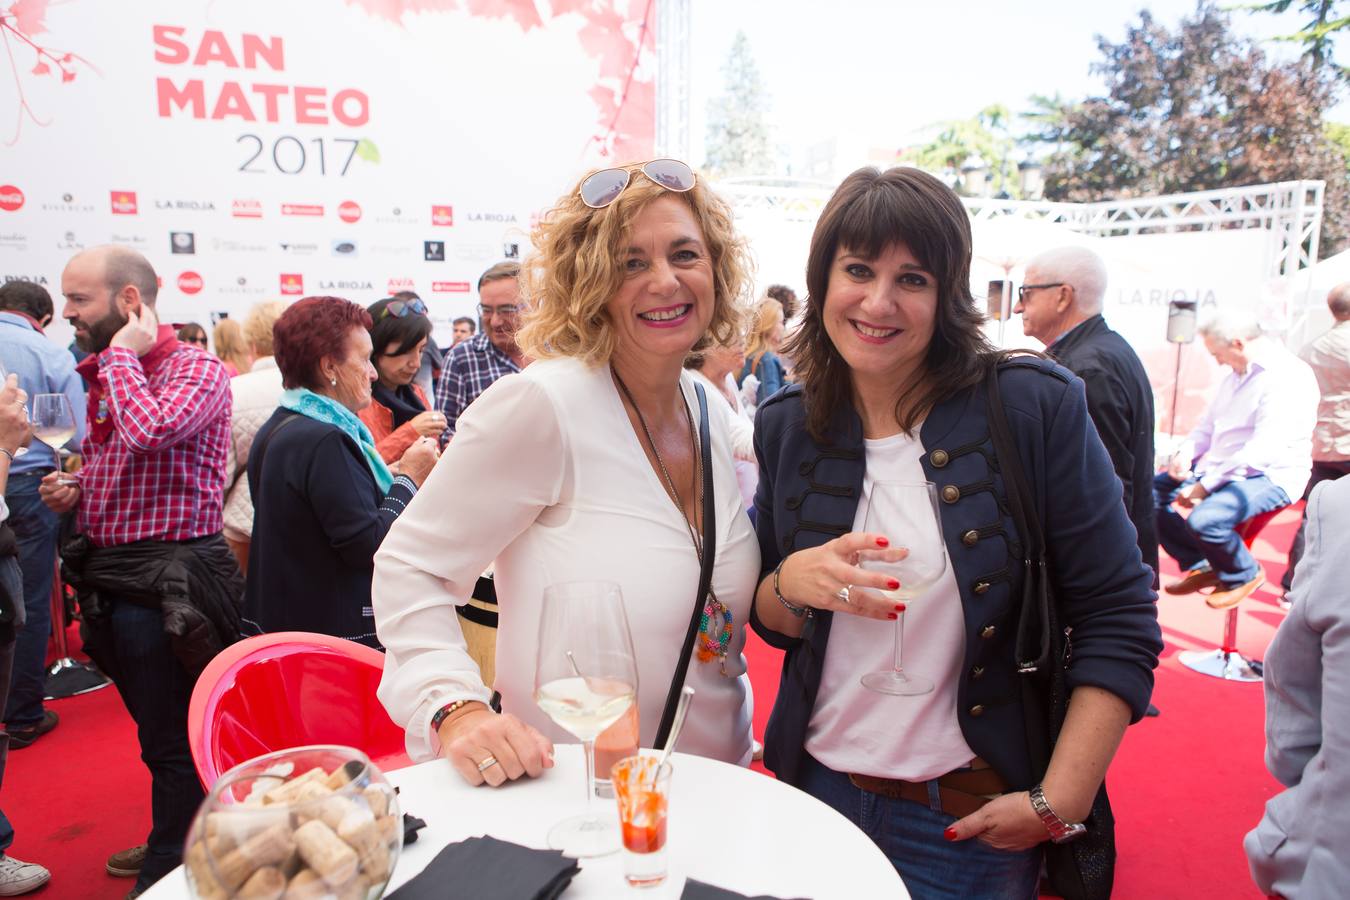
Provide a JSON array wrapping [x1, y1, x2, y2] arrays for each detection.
[[1206, 573, 1266, 610], [106, 844, 146, 878], [1164, 568, 1221, 595]]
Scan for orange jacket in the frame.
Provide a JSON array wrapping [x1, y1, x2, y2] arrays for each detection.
[[358, 384, 432, 464]]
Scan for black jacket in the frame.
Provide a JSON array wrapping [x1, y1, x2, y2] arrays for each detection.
[[245, 410, 416, 648], [61, 532, 244, 678], [749, 357, 1162, 789], [1048, 315, 1159, 576]]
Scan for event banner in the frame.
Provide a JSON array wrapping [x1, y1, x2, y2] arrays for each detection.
[[0, 0, 655, 345]]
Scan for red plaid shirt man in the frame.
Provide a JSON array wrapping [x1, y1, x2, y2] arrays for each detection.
[[74, 325, 232, 547]]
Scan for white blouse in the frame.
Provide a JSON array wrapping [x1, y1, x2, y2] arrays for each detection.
[[373, 357, 760, 765]]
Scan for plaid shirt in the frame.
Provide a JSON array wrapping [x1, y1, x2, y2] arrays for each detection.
[[75, 327, 233, 548], [434, 332, 522, 443]]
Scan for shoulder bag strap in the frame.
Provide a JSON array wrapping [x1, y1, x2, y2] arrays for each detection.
[[654, 382, 716, 749], [983, 362, 1053, 677], [252, 413, 301, 478]]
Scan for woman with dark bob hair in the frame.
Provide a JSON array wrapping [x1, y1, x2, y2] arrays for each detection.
[[750, 167, 1162, 898], [357, 296, 446, 464], [373, 159, 760, 816], [244, 296, 438, 647]]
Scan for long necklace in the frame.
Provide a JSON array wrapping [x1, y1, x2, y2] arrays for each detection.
[[613, 369, 733, 675]]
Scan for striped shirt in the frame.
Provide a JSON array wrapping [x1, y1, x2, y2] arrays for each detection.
[[75, 327, 232, 547]]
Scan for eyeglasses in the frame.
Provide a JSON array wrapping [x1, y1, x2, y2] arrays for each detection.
[[579, 158, 696, 209], [1017, 283, 1065, 302], [183, 336, 208, 346], [477, 303, 522, 318], [379, 298, 428, 320]]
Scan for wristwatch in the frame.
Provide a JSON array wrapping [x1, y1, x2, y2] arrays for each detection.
[[1029, 785, 1087, 844]]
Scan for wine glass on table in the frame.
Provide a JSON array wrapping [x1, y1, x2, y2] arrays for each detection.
[[30, 394, 78, 484], [534, 580, 638, 858], [860, 481, 949, 696]]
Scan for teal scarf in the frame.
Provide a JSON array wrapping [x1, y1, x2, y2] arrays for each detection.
[[280, 388, 393, 494]]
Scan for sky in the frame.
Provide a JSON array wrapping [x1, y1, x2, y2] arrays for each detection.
[[686, 0, 1341, 175]]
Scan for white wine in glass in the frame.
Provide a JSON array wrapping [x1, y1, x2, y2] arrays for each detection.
[[31, 394, 78, 484], [534, 581, 638, 858], [860, 481, 949, 696]]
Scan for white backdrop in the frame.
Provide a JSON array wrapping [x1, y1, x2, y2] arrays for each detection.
[[0, 0, 656, 346]]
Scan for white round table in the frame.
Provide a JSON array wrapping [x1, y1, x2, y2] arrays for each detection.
[[144, 745, 907, 899]]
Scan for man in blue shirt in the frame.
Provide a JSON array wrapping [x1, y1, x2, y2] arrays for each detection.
[[0, 281, 86, 748]]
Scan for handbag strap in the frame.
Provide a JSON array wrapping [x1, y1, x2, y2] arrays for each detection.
[[983, 359, 1053, 675], [654, 382, 716, 750], [252, 413, 301, 478]]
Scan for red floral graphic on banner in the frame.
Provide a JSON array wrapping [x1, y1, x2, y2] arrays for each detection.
[[1, 0, 102, 145], [344, 0, 655, 159]]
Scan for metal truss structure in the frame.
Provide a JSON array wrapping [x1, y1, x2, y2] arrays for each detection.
[[715, 178, 1326, 283], [654, 0, 691, 161]]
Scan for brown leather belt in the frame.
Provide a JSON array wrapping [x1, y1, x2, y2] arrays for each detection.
[[848, 758, 1008, 818]]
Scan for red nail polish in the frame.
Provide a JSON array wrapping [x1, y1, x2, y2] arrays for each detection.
[[887, 613, 898, 620], [887, 579, 901, 590], [894, 604, 906, 612], [876, 537, 889, 547], [944, 827, 957, 841]]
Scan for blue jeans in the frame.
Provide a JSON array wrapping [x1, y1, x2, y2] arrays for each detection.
[[3, 473, 58, 730], [0, 555, 25, 853], [107, 599, 205, 891], [801, 755, 1041, 900], [1153, 473, 1289, 587]]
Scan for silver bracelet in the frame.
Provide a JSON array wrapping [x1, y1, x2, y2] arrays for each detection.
[[773, 557, 813, 619], [0, 447, 13, 462]]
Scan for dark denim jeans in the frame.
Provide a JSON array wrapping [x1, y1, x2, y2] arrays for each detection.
[[800, 754, 1041, 900], [0, 555, 25, 853], [1281, 461, 1350, 591], [107, 598, 204, 891], [1153, 473, 1290, 588], [3, 473, 58, 730]]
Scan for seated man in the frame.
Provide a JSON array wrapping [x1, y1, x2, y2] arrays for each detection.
[[1156, 313, 1318, 609]]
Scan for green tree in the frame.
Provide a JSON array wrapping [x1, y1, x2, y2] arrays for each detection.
[[1037, 3, 1350, 252], [906, 105, 1022, 197], [1238, 0, 1350, 75], [703, 31, 773, 178]]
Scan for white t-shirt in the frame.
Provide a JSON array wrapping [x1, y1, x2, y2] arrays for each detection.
[[804, 431, 976, 781], [373, 357, 760, 765]]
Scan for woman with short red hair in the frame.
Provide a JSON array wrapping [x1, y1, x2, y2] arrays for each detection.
[[244, 296, 439, 646]]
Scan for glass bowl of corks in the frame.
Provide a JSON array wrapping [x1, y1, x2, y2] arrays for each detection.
[[184, 745, 401, 899]]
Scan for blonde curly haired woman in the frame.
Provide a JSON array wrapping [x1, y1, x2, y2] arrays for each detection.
[[373, 160, 761, 789]]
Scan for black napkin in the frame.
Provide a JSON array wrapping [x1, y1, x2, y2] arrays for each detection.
[[387, 835, 580, 900], [681, 878, 808, 900]]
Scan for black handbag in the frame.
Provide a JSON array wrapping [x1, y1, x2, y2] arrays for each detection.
[[653, 382, 715, 750], [984, 358, 1116, 900]]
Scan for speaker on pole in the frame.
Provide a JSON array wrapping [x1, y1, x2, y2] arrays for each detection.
[[1166, 299, 1197, 435]]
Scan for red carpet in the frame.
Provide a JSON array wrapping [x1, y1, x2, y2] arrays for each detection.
[[5, 510, 1297, 899]]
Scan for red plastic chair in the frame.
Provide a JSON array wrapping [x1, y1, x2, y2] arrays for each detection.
[[1178, 504, 1293, 683], [188, 632, 412, 789]]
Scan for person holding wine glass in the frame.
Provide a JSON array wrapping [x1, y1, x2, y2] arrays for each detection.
[[373, 160, 759, 816], [749, 167, 1162, 899]]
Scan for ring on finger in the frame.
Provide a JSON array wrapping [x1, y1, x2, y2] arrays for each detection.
[[476, 754, 500, 772], [836, 585, 851, 604]]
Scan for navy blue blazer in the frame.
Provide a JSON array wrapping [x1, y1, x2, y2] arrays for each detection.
[[749, 357, 1162, 789]]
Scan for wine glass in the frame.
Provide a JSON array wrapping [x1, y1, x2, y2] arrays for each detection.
[[860, 481, 949, 696], [534, 581, 638, 858], [30, 394, 78, 484], [0, 361, 28, 457]]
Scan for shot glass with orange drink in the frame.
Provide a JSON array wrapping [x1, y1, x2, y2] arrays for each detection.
[[593, 703, 639, 797], [611, 754, 673, 888]]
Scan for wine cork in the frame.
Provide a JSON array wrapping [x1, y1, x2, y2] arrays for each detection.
[[338, 816, 391, 883], [238, 866, 286, 900], [216, 823, 297, 891], [376, 815, 400, 848], [336, 872, 373, 900], [314, 795, 364, 833], [263, 767, 328, 805], [362, 785, 389, 819], [324, 759, 366, 791], [293, 819, 359, 887], [282, 868, 327, 899], [186, 840, 226, 900]]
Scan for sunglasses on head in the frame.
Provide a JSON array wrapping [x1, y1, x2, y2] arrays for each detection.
[[579, 159, 696, 209], [379, 298, 428, 320]]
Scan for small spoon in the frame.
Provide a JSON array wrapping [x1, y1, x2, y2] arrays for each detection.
[[654, 686, 695, 775]]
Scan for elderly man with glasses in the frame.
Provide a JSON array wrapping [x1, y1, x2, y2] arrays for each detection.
[[434, 262, 530, 445]]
